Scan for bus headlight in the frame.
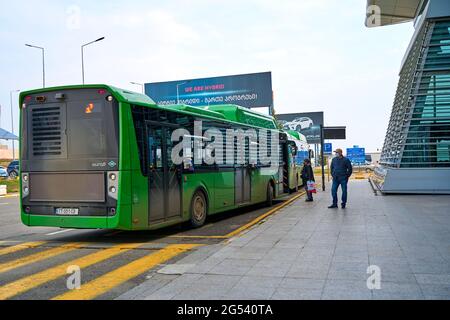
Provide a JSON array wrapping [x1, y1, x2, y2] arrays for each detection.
[[107, 171, 118, 200]]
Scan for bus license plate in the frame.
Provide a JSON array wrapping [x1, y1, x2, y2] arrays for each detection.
[[55, 208, 79, 216]]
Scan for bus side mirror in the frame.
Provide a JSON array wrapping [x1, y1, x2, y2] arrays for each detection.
[[309, 149, 314, 159]]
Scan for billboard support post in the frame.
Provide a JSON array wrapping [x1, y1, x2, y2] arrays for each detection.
[[320, 125, 325, 192]]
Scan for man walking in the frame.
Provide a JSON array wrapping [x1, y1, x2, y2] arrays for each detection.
[[328, 148, 352, 209], [301, 158, 315, 202]]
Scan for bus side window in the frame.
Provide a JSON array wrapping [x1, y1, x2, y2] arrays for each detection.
[[156, 148, 162, 168], [148, 137, 155, 168], [148, 136, 162, 169]]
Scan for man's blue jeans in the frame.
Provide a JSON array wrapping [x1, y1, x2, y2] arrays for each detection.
[[331, 176, 348, 206]]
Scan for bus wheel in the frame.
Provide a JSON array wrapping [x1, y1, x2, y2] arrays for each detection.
[[190, 190, 207, 228], [266, 183, 274, 207]]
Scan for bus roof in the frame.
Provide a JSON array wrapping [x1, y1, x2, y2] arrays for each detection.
[[20, 84, 278, 130], [20, 84, 155, 106], [286, 130, 308, 143]]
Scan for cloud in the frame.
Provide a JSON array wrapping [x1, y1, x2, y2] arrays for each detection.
[[105, 9, 200, 46]]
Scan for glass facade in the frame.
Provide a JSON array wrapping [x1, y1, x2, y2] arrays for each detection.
[[380, 20, 450, 168]]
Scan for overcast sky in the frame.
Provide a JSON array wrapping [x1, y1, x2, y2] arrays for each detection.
[[0, 0, 415, 152]]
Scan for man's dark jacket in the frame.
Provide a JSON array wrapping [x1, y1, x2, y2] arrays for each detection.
[[330, 156, 353, 179], [301, 164, 315, 183]]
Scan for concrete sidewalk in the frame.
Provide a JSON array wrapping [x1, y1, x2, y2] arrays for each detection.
[[118, 180, 450, 300]]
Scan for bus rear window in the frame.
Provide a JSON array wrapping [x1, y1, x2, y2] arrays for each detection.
[[67, 101, 106, 157]]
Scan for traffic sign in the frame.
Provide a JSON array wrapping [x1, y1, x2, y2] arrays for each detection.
[[346, 147, 365, 164]]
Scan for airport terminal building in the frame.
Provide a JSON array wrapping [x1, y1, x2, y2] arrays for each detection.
[[366, 0, 450, 193]]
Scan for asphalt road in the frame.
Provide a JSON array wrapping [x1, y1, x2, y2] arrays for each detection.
[[0, 192, 301, 300]]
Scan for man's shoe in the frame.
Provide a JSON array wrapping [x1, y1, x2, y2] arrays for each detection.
[[341, 204, 346, 209], [305, 199, 313, 202], [328, 204, 338, 208]]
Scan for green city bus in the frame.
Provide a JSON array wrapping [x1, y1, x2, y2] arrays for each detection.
[[19, 85, 309, 230]]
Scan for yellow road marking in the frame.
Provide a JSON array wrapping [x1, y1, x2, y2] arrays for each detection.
[[168, 191, 308, 240], [0, 241, 47, 257], [0, 243, 144, 300], [224, 191, 306, 238], [52, 244, 200, 300], [0, 243, 86, 273]]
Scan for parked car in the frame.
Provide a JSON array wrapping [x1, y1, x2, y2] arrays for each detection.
[[354, 161, 376, 173], [7, 160, 19, 178], [0, 166, 8, 178], [285, 117, 314, 131]]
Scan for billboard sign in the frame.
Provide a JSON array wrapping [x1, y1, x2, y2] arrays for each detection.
[[347, 146, 366, 165], [145, 72, 273, 109], [276, 112, 324, 144]]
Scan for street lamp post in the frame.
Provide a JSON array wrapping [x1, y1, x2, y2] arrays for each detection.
[[25, 44, 45, 88], [81, 37, 105, 84], [176, 81, 189, 104], [10, 89, 20, 161], [130, 82, 144, 94]]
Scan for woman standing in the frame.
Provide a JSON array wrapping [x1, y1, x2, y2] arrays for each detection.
[[301, 159, 315, 202]]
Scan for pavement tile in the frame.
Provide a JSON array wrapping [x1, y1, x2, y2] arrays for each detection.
[[235, 275, 283, 288], [409, 262, 450, 274], [172, 284, 230, 300], [273, 241, 307, 249], [371, 282, 424, 300], [223, 285, 275, 300], [419, 283, 450, 298], [278, 278, 325, 290], [208, 259, 256, 276], [263, 248, 301, 261], [286, 265, 329, 280], [322, 279, 372, 300], [414, 273, 450, 285], [246, 265, 291, 278], [272, 287, 322, 300], [196, 274, 241, 289]]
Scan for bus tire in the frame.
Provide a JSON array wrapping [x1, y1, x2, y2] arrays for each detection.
[[266, 183, 274, 207], [190, 190, 207, 228]]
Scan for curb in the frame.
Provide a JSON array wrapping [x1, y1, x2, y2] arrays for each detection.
[[0, 193, 19, 198]]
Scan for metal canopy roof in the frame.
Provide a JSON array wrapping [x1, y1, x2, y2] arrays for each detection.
[[0, 128, 18, 140], [365, 0, 425, 27]]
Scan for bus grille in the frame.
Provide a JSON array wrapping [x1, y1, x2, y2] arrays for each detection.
[[31, 106, 62, 156]]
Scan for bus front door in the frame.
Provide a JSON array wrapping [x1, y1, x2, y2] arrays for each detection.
[[147, 124, 182, 224]]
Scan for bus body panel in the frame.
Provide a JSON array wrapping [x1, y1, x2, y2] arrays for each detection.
[[28, 214, 108, 229], [213, 171, 235, 211]]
